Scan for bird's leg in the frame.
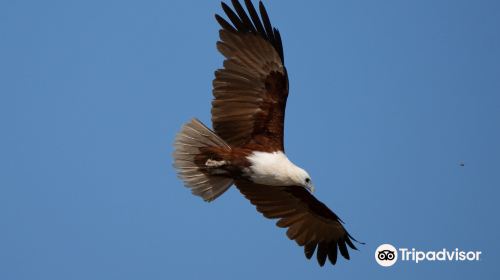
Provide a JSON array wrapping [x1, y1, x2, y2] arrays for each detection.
[[205, 159, 230, 175], [205, 159, 228, 168]]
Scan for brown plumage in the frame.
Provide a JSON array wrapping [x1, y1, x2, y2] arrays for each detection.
[[213, 0, 288, 151], [236, 181, 360, 266], [172, 0, 362, 266]]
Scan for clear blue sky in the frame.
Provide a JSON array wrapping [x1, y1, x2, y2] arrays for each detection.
[[1, 0, 499, 279]]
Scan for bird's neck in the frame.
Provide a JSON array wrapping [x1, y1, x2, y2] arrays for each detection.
[[245, 151, 300, 186]]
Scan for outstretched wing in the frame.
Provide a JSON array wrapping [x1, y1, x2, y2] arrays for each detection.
[[235, 180, 360, 266], [212, 0, 288, 151]]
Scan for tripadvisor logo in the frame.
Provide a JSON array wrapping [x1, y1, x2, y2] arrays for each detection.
[[375, 244, 482, 267], [375, 244, 398, 267]]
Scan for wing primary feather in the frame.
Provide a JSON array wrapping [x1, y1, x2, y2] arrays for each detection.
[[222, 2, 248, 32], [304, 243, 317, 259], [258, 1, 275, 45], [244, 0, 267, 38], [215, 14, 237, 32], [273, 28, 284, 62], [231, 0, 256, 32], [328, 242, 338, 265], [316, 241, 328, 267], [345, 236, 358, 250], [347, 232, 366, 245], [338, 240, 350, 260]]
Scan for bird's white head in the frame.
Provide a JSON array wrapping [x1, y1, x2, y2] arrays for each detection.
[[289, 166, 314, 193], [247, 151, 315, 192]]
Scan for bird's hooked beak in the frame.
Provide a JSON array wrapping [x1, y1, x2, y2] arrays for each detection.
[[306, 183, 315, 193]]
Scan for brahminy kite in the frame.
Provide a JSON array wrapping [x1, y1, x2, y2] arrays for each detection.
[[173, 0, 362, 266]]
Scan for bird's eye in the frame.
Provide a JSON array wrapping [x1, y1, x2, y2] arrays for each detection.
[[305, 178, 310, 183]]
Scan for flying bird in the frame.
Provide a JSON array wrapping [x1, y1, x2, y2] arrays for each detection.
[[173, 0, 362, 266]]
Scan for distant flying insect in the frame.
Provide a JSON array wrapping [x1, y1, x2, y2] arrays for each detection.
[[173, 0, 362, 266], [460, 161, 465, 167]]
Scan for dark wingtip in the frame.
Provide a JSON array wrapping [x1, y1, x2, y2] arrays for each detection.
[[217, 0, 285, 64], [317, 256, 326, 267], [338, 241, 350, 260], [348, 232, 366, 246], [316, 242, 328, 266], [345, 236, 358, 250], [215, 14, 236, 32], [328, 242, 338, 265], [304, 243, 316, 260], [221, 1, 230, 9]]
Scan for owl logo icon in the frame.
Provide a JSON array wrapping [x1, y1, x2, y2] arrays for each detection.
[[378, 249, 395, 261], [375, 244, 398, 267]]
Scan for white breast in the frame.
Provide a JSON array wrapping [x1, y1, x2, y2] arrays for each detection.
[[245, 151, 301, 186]]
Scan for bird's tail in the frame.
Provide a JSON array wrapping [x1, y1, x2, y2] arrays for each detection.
[[173, 118, 234, 202]]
